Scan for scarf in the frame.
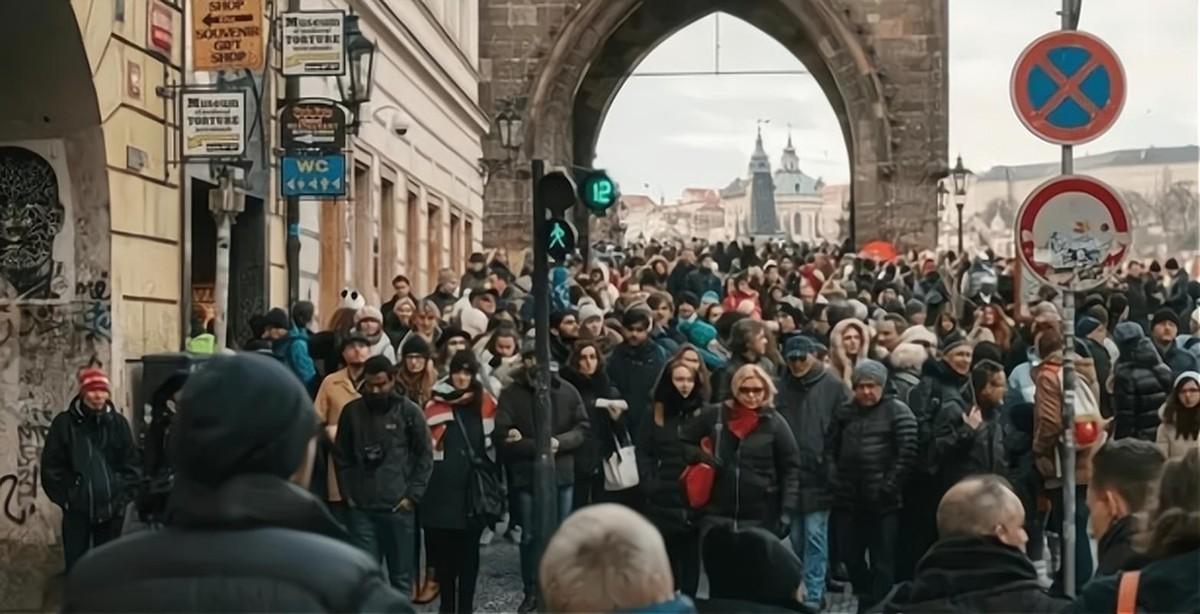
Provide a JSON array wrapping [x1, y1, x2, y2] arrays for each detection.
[[424, 381, 495, 461], [726, 402, 760, 440]]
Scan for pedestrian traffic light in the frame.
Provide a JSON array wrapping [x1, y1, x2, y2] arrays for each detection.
[[578, 170, 619, 215], [543, 217, 576, 262], [538, 170, 578, 216]]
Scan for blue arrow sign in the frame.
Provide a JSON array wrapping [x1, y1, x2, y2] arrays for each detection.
[[281, 154, 346, 197]]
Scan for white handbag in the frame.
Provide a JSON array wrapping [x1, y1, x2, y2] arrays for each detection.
[[603, 432, 640, 491]]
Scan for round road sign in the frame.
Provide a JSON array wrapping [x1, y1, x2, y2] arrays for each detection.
[[1014, 174, 1132, 291], [1011, 30, 1125, 145]]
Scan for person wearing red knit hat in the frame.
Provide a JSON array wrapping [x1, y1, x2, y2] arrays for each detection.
[[40, 363, 139, 571]]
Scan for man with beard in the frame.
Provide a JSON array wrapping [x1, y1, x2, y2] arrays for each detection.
[[876, 475, 1066, 613], [549, 309, 580, 366], [930, 360, 1008, 492], [775, 335, 849, 610]]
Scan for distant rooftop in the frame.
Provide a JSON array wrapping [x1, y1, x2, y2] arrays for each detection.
[[977, 145, 1198, 181]]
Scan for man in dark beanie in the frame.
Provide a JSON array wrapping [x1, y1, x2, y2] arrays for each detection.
[[64, 353, 413, 612], [697, 526, 814, 613], [461, 252, 490, 296], [905, 298, 927, 327], [1152, 308, 1200, 375], [827, 359, 916, 610], [335, 355, 434, 595]]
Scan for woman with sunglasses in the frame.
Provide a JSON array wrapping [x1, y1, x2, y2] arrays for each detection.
[[681, 363, 801, 536]]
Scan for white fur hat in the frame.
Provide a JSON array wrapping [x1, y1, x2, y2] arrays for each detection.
[[340, 288, 365, 311]]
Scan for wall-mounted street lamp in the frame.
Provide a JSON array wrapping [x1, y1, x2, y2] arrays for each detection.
[[339, 13, 376, 133]]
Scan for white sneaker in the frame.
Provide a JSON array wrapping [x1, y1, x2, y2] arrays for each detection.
[[479, 527, 495, 546]]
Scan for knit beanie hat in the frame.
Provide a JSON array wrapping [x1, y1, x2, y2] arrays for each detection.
[[355, 305, 383, 325], [401, 334, 433, 358], [851, 359, 889, 388], [78, 366, 110, 394], [578, 302, 605, 326], [171, 353, 315, 488], [1112, 321, 1144, 346], [1152, 308, 1179, 328], [700, 291, 721, 307], [460, 306, 489, 339], [678, 291, 701, 310], [939, 329, 970, 354], [905, 298, 925, 320], [448, 349, 479, 375], [1075, 316, 1102, 339]]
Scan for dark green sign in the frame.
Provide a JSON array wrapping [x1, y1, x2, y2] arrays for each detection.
[[543, 217, 576, 262], [579, 170, 618, 214]]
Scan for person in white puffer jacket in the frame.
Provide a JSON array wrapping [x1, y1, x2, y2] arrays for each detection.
[[355, 305, 397, 364]]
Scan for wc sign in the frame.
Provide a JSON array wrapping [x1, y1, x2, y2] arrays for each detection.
[[281, 153, 346, 197]]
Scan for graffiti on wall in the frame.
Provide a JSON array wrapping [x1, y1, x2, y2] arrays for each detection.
[[0, 138, 109, 545]]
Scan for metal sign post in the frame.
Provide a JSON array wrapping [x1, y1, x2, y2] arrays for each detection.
[[529, 159, 558, 602]]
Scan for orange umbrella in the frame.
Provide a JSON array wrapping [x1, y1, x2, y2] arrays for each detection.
[[859, 240, 898, 262]]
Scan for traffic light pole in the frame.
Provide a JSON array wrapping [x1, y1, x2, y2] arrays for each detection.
[[284, 0, 301, 309], [529, 159, 558, 599]]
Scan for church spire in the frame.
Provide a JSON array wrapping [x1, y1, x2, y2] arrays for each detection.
[[781, 122, 799, 172], [749, 121, 771, 174]]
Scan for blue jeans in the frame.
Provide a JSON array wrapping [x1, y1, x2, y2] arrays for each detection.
[[346, 508, 417, 595], [515, 485, 574, 594], [789, 510, 830, 607]]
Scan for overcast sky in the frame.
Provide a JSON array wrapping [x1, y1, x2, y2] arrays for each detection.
[[594, 1, 1198, 199]]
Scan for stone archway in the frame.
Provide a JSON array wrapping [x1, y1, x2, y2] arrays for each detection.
[[481, 0, 947, 249], [0, 2, 111, 609]]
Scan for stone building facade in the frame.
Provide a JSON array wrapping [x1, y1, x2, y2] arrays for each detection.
[[479, 0, 949, 252]]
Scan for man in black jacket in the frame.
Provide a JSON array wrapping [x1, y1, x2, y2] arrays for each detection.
[[1151, 308, 1200, 375], [930, 359, 1008, 493], [608, 309, 669, 433], [334, 355, 434, 595], [775, 335, 848, 610], [64, 353, 413, 613], [827, 360, 917, 610], [41, 365, 139, 571], [875, 475, 1067, 613], [1086, 439, 1165, 577], [684, 253, 723, 299], [1113, 321, 1173, 440], [495, 349, 590, 613]]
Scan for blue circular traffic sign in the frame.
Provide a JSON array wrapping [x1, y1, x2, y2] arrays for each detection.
[[1011, 30, 1125, 145]]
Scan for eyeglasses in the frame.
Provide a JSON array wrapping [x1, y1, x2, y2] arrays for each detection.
[[737, 386, 766, 396]]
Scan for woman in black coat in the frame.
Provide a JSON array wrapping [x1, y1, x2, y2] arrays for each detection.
[[559, 340, 638, 510], [681, 363, 802, 535], [636, 358, 707, 596], [422, 351, 497, 614]]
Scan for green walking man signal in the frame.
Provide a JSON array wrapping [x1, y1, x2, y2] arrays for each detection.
[[543, 217, 576, 262]]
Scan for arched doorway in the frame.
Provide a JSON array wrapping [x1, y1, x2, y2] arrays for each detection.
[[0, 2, 111, 609], [481, 0, 947, 249]]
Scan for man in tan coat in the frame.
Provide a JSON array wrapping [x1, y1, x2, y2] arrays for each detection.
[[1032, 328, 1099, 592]]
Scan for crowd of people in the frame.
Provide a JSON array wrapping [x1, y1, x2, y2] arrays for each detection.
[[43, 238, 1200, 613]]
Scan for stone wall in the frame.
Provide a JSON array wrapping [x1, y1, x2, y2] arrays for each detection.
[[479, 0, 948, 250]]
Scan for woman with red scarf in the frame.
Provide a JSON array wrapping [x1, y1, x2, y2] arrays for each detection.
[[681, 363, 801, 536]]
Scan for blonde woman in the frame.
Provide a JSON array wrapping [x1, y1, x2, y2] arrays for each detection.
[[681, 363, 801, 534]]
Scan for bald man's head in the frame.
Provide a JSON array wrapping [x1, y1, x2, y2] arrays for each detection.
[[539, 504, 675, 613], [937, 474, 1028, 550]]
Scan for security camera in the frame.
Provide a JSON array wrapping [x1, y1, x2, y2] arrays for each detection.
[[388, 111, 411, 137]]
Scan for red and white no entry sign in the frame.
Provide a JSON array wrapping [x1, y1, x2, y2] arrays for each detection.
[[1011, 30, 1126, 145], [1014, 175, 1131, 291]]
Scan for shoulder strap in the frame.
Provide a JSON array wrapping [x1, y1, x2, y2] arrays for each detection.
[[1117, 570, 1141, 614], [451, 408, 479, 460]]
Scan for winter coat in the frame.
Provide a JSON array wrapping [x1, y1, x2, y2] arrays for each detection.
[[685, 268, 723, 300], [1156, 411, 1200, 462], [907, 359, 972, 476], [1083, 336, 1113, 417], [333, 393, 434, 512], [314, 367, 362, 502], [560, 367, 628, 483], [1113, 337, 1173, 440], [273, 326, 318, 392], [63, 474, 413, 613], [1095, 514, 1147, 577], [460, 269, 488, 297], [775, 365, 849, 513], [1125, 275, 1151, 329], [875, 536, 1068, 614], [667, 262, 696, 297], [421, 392, 495, 531], [931, 404, 1007, 491], [1160, 339, 1200, 376], [1033, 353, 1099, 485], [827, 395, 917, 513], [41, 398, 139, 522], [721, 288, 761, 319], [608, 341, 670, 432], [680, 404, 802, 532], [1072, 548, 1199, 614], [636, 389, 705, 535], [493, 368, 590, 491]]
